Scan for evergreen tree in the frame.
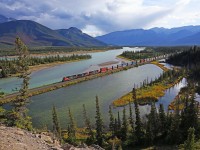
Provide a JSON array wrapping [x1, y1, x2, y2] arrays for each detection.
[[129, 101, 136, 145], [133, 88, 144, 144], [109, 105, 115, 136], [180, 94, 198, 141], [149, 102, 159, 140], [129, 102, 134, 132], [11, 37, 32, 130], [116, 111, 122, 138], [114, 118, 118, 137], [146, 118, 153, 146], [159, 104, 166, 135], [95, 95, 104, 146], [117, 111, 121, 130], [168, 111, 181, 144], [121, 107, 128, 141], [147, 103, 159, 144], [132, 88, 136, 101], [67, 108, 76, 144], [184, 128, 195, 150], [83, 104, 95, 143], [52, 105, 62, 142]]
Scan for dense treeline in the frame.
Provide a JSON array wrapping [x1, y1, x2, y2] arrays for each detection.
[[167, 46, 200, 89], [1, 88, 199, 149], [0, 54, 91, 78], [166, 46, 200, 67], [120, 49, 155, 60], [48, 91, 199, 149], [0, 46, 121, 56], [150, 46, 190, 53], [120, 46, 189, 60]]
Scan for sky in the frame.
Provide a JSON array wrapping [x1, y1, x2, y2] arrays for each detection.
[[0, 0, 200, 36]]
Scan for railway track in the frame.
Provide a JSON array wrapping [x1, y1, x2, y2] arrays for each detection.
[[0, 55, 169, 104]]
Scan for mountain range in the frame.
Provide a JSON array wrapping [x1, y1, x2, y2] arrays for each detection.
[[96, 26, 200, 46], [1, 14, 200, 47], [0, 15, 106, 47]]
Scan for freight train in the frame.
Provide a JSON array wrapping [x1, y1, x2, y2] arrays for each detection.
[[62, 61, 136, 82], [61, 56, 161, 82]]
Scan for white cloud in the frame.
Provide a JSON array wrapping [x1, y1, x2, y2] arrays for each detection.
[[82, 25, 105, 37], [0, 0, 199, 36]]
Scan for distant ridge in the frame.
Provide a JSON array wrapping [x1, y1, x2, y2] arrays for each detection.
[[0, 15, 16, 23], [96, 25, 200, 46], [56, 27, 106, 47], [0, 17, 107, 47]]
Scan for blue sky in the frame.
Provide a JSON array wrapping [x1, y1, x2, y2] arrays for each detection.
[[0, 0, 200, 36]]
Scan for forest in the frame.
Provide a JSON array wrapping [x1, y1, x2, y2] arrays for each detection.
[[119, 46, 189, 60], [0, 46, 121, 56], [0, 39, 200, 150], [0, 54, 91, 78]]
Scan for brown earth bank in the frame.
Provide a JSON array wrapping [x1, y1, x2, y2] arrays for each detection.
[[98, 61, 119, 66], [1, 50, 104, 59], [0, 125, 104, 150], [4, 50, 101, 75], [28, 59, 85, 73]]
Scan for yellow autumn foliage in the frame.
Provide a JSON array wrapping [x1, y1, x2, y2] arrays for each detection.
[[113, 76, 183, 107]]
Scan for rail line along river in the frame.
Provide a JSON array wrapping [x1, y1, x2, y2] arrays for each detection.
[[0, 47, 143, 94], [1, 47, 186, 129]]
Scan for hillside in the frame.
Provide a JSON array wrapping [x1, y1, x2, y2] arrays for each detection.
[[96, 25, 200, 46], [0, 125, 103, 150], [56, 28, 107, 47], [0, 20, 107, 47]]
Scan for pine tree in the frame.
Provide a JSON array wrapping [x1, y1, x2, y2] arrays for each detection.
[[147, 103, 159, 144], [114, 118, 118, 137], [180, 93, 198, 141], [133, 88, 144, 145], [121, 107, 128, 141], [146, 118, 153, 146], [95, 95, 104, 146], [83, 104, 95, 143], [149, 102, 159, 140], [129, 102, 134, 133], [11, 37, 32, 130], [129, 101, 136, 145], [159, 104, 166, 135], [67, 108, 76, 144], [52, 105, 62, 142], [116, 111, 122, 138], [132, 88, 136, 102], [109, 105, 115, 136], [184, 127, 195, 150], [117, 111, 121, 130], [168, 110, 181, 144]]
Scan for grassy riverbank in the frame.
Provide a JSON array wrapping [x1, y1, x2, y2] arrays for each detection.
[[151, 61, 169, 72], [113, 63, 184, 107], [0, 65, 135, 104], [116, 55, 133, 61], [113, 76, 183, 107], [28, 58, 90, 73]]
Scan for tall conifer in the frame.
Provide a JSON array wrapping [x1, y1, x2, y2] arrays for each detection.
[[95, 95, 104, 146], [52, 105, 62, 142]]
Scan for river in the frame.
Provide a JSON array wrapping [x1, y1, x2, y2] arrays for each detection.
[[0, 47, 143, 94], [1, 47, 186, 129]]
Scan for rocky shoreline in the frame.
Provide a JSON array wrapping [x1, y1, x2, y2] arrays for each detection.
[[0, 125, 104, 150]]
